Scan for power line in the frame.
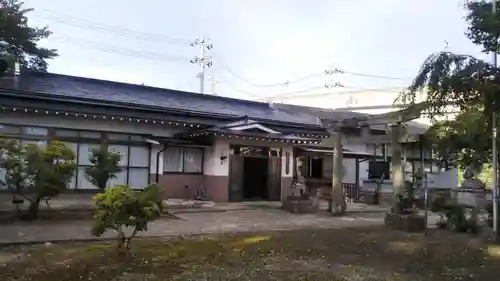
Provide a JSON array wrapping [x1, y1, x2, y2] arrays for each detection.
[[330, 68, 411, 80], [213, 51, 410, 88], [51, 36, 191, 62], [216, 60, 325, 87], [35, 9, 192, 45], [257, 84, 405, 101], [217, 79, 259, 98]]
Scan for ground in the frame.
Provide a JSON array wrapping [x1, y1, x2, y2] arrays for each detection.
[[1, 208, 390, 244], [1, 226, 499, 281]]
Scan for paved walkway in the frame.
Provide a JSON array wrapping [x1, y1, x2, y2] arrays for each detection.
[[0, 209, 401, 245], [1, 209, 442, 245]]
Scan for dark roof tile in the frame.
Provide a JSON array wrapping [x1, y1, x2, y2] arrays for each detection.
[[0, 72, 320, 126]]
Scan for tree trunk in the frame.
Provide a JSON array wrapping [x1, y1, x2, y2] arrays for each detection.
[[390, 124, 404, 197], [26, 198, 41, 220], [331, 132, 346, 216]]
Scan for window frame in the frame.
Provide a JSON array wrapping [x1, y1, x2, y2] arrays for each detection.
[[0, 125, 152, 191], [163, 146, 204, 174]]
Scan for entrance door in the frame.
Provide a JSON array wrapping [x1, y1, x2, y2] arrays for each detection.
[[267, 156, 282, 201], [228, 155, 244, 202]]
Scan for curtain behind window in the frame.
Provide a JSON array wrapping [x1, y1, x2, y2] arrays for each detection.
[[164, 147, 183, 172], [183, 148, 203, 173]]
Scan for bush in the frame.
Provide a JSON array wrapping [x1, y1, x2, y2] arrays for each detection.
[[91, 184, 163, 253], [84, 146, 122, 190], [0, 140, 77, 219], [432, 194, 479, 233]]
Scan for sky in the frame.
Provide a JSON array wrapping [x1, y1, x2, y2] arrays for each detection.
[[23, 0, 486, 106]]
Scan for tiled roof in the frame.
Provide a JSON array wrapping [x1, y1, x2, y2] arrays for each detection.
[[0, 72, 321, 126], [0, 72, 429, 134]]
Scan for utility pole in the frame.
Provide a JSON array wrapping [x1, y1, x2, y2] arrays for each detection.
[[207, 73, 218, 95], [190, 37, 213, 94], [492, 0, 499, 240]]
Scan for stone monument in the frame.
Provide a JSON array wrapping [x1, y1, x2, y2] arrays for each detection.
[[282, 157, 318, 213], [455, 166, 486, 210]]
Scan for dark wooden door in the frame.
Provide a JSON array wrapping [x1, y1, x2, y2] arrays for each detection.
[[228, 155, 244, 202], [267, 156, 282, 201]]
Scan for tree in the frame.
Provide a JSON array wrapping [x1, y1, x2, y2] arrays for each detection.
[[84, 146, 122, 190], [0, 0, 57, 71], [91, 184, 163, 254], [0, 140, 77, 219], [396, 0, 500, 171], [0, 58, 8, 76]]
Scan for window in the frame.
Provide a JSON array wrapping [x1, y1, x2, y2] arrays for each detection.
[[78, 143, 94, 165], [80, 131, 102, 139], [164, 147, 183, 172], [128, 145, 149, 188], [129, 168, 149, 188], [22, 127, 48, 136], [129, 146, 149, 167], [21, 140, 47, 148], [108, 169, 127, 187], [0, 125, 21, 134], [55, 129, 79, 137], [164, 147, 203, 173], [303, 156, 323, 179], [108, 133, 130, 141], [77, 167, 95, 189], [108, 145, 129, 166], [183, 148, 203, 173]]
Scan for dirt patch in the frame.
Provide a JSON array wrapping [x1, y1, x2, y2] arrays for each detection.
[[0, 227, 498, 280]]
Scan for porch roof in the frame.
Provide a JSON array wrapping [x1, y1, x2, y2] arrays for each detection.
[[178, 117, 322, 144], [144, 137, 212, 148], [298, 147, 375, 157]]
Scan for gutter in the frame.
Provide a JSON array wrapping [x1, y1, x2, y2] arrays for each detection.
[[155, 144, 167, 183]]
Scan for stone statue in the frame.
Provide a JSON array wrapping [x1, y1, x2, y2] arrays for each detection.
[[461, 166, 485, 190], [290, 157, 307, 197]]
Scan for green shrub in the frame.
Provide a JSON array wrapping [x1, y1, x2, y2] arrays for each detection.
[[91, 184, 163, 253], [432, 194, 479, 233]]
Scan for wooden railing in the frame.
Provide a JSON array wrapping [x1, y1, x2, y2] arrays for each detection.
[[305, 179, 360, 202]]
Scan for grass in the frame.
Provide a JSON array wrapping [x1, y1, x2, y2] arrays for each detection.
[[0, 226, 499, 280]]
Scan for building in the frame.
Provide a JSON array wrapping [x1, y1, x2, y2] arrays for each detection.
[[0, 72, 456, 202]]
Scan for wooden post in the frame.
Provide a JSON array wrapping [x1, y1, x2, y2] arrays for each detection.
[[331, 131, 346, 215], [390, 123, 404, 196]]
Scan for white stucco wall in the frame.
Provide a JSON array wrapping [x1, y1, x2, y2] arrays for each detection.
[[204, 139, 230, 176]]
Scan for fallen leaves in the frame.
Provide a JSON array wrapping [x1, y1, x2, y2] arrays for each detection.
[[0, 227, 498, 280]]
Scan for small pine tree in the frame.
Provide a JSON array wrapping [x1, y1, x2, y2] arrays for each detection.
[[91, 184, 163, 253], [0, 140, 77, 219], [84, 146, 122, 190]]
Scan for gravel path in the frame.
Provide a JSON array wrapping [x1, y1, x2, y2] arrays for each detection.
[[0, 209, 396, 245]]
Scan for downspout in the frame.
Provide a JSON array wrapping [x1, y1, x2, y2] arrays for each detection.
[[156, 144, 167, 183]]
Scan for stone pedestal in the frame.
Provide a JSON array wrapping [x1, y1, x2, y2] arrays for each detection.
[[451, 184, 487, 211], [384, 212, 425, 232], [282, 195, 318, 214]]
